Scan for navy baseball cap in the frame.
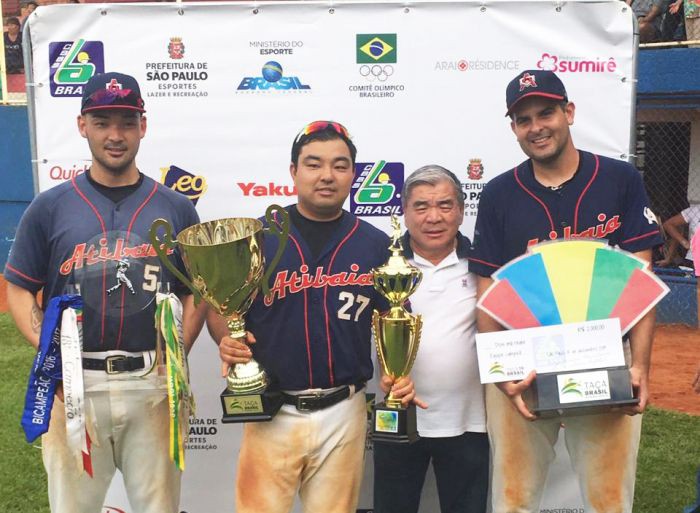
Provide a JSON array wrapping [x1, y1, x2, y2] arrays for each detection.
[[81, 72, 146, 114], [505, 69, 568, 116]]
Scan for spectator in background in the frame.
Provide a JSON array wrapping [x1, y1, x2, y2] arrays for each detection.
[[656, 203, 700, 268], [19, 0, 37, 32], [629, 0, 668, 42], [669, 0, 700, 44], [3, 17, 23, 74]]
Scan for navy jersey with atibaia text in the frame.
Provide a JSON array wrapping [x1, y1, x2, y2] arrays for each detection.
[[246, 206, 390, 391], [5, 172, 199, 352], [469, 151, 662, 276]]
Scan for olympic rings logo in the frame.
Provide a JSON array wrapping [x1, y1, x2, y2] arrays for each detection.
[[358, 64, 394, 82]]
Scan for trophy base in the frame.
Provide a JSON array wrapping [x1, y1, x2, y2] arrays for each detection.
[[523, 366, 639, 418], [220, 388, 283, 423], [372, 402, 419, 444]]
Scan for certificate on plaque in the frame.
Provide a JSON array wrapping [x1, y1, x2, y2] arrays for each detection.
[[476, 240, 669, 417], [476, 319, 636, 416]]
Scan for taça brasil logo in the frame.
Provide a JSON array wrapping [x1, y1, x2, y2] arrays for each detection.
[[49, 39, 104, 97], [560, 378, 583, 396], [357, 34, 397, 63], [237, 61, 311, 91], [160, 165, 207, 205], [350, 161, 403, 217], [488, 362, 505, 376]]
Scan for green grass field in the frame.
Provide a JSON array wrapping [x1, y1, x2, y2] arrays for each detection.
[[0, 313, 698, 512]]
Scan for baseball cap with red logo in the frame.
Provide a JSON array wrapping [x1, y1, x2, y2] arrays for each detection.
[[505, 69, 567, 117], [80, 72, 146, 114]]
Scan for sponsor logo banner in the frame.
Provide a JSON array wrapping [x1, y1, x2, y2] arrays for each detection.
[[350, 161, 403, 217], [249, 39, 304, 56], [145, 37, 210, 99], [160, 165, 207, 205], [434, 58, 520, 72], [237, 61, 311, 92], [350, 34, 404, 98], [557, 371, 611, 404], [537, 52, 618, 73], [356, 34, 397, 63], [49, 39, 104, 97]]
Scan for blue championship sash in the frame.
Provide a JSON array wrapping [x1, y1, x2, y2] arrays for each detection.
[[21, 294, 83, 443]]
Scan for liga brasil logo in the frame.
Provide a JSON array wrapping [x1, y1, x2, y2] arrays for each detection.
[[350, 161, 403, 217], [160, 165, 207, 205], [49, 39, 104, 97], [237, 61, 311, 91]]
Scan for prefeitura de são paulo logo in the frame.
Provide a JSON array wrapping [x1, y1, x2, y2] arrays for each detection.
[[350, 161, 404, 217], [49, 39, 104, 97]]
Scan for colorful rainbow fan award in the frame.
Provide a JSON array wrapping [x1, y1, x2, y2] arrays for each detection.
[[475, 239, 669, 417]]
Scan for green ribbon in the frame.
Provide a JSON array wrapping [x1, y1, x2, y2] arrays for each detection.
[[155, 295, 195, 471]]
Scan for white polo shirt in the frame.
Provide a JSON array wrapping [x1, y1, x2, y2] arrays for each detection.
[[409, 249, 486, 437]]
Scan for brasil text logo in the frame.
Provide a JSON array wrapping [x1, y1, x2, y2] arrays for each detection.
[[350, 161, 403, 217], [237, 61, 311, 91], [49, 39, 104, 97], [160, 165, 207, 205], [356, 34, 397, 63]]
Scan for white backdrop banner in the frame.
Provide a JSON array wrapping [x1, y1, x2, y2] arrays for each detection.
[[27, 2, 634, 512]]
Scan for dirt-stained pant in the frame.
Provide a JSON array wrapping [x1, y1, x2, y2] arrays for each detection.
[[486, 384, 642, 513], [235, 389, 367, 513], [42, 373, 180, 513]]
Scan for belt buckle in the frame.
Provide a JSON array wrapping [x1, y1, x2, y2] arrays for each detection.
[[296, 391, 323, 412], [105, 355, 126, 374]]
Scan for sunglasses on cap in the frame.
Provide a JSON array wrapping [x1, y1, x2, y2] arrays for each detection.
[[293, 120, 351, 144]]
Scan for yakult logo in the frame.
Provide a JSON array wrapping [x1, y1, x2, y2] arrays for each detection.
[[537, 53, 617, 73]]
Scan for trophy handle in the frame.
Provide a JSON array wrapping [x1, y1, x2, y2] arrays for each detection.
[[260, 205, 290, 297], [149, 218, 201, 303]]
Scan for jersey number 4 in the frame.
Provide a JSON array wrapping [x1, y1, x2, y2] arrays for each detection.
[[337, 292, 370, 321]]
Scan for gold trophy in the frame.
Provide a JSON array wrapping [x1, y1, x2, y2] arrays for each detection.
[[149, 205, 289, 423], [371, 215, 423, 443]]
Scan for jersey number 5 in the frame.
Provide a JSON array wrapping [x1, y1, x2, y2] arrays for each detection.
[[337, 292, 370, 321]]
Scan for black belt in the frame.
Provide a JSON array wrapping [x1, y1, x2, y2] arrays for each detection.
[[82, 355, 145, 374], [282, 383, 365, 412]]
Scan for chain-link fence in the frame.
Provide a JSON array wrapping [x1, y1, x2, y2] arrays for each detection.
[[637, 105, 700, 326]]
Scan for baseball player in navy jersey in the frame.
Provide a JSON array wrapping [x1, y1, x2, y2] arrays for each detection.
[[6, 72, 204, 513], [208, 121, 423, 513], [469, 70, 663, 513]]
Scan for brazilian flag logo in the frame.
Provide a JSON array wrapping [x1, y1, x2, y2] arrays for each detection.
[[356, 34, 397, 63]]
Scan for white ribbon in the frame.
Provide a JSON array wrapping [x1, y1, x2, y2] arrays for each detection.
[[60, 307, 89, 475]]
